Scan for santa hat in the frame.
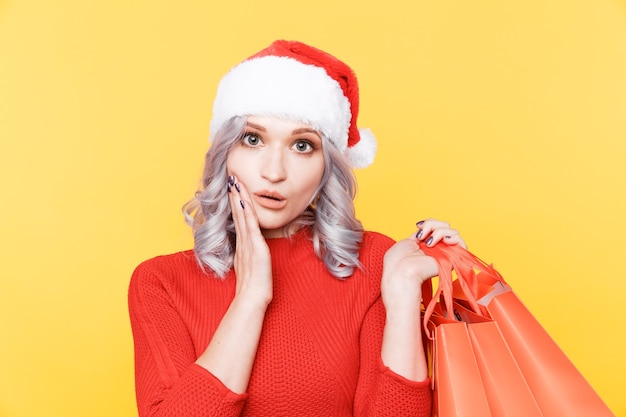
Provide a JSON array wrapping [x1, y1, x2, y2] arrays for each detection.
[[210, 40, 377, 168]]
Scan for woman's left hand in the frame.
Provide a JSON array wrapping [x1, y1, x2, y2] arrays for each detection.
[[381, 219, 466, 310]]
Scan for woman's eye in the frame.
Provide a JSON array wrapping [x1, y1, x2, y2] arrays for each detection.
[[293, 140, 314, 153], [242, 133, 261, 146]]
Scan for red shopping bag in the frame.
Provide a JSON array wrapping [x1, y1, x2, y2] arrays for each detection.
[[421, 242, 614, 417]]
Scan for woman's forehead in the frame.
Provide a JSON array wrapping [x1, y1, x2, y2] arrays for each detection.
[[246, 115, 322, 137]]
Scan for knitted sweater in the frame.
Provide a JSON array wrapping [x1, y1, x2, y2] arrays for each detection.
[[128, 229, 432, 417]]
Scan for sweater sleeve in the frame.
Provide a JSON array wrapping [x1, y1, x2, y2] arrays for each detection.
[[353, 234, 433, 417], [354, 297, 432, 417], [128, 259, 247, 417]]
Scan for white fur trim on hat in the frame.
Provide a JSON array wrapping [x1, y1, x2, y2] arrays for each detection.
[[211, 56, 351, 151], [346, 128, 377, 169]]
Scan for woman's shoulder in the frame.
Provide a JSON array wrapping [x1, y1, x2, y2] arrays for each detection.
[[129, 251, 235, 318], [133, 249, 197, 273], [129, 250, 210, 290], [361, 230, 396, 252], [357, 231, 396, 272], [349, 231, 395, 292]]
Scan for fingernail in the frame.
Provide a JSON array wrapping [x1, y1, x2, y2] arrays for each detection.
[[416, 230, 423, 240], [416, 220, 425, 227], [234, 183, 241, 193], [240, 200, 245, 209], [445, 235, 451, 240], [227, 184, 231, 193], [426, 236, 434, 246], [228, 175, 235, 186]]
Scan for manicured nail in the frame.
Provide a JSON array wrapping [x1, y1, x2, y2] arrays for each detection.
[[240, 200, 245, 209], [426, 236, 434, 246], [227, 184, 231, 193], [445, 235, 451, 240], [234, 183, 241, 193], [416, 230, 424, 240], [416, 220, 425, 227], [228, 175, 235, 186]]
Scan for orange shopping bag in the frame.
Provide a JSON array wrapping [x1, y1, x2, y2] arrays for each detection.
[[421, 242, 614, 417], [428, 320, 490, 417], [424, 258, 543, 417]]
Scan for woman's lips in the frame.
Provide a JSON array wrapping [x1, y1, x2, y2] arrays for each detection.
[[253, 191, 287, 209]]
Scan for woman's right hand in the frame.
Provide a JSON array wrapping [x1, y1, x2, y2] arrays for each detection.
[[194, 175, 273, 394], [228, 175, 273, 307]]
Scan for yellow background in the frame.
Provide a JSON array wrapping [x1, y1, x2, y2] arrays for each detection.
[[1, 0, 624, 416]]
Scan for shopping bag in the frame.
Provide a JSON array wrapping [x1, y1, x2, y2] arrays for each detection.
[[428, 319, 492, 417], [424, 260, 543, 417], [427, 306, 544, 417], [421, 242, 614, 417]]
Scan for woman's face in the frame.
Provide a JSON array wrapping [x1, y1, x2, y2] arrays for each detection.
[[226, 115, 325, 238]]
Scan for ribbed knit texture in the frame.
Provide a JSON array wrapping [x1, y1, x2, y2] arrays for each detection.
[[128, 229, 432, 416]]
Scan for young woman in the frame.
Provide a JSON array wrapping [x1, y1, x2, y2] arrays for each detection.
[[129, 40, 466, 417]]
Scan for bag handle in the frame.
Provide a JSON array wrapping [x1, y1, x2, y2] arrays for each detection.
[[419, 241, 507, 338]]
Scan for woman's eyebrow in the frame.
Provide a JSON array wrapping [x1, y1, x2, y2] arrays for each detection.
[[245, 122, 266, 131], [245, 122, 320, 138], [292, 128, 321, 138]]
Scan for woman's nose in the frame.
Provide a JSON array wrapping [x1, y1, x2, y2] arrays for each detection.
[[260, 149, 287, 182]]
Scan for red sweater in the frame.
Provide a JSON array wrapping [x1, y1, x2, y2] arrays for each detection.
[[128, 229, 432, 416]]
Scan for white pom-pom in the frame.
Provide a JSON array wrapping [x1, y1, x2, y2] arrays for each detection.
[[344, 128, 377, 168]]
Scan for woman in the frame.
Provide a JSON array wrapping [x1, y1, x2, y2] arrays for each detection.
[[129, 40, 466, 416]]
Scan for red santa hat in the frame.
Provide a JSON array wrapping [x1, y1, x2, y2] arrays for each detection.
[[210, 40, 377, 168]]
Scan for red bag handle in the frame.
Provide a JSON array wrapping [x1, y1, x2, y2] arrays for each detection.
[[419, 241, 507, 338]]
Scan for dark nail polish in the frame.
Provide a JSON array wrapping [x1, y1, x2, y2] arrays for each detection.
[[416, 220, 425, 227], [426, 236, 434, 246], [445, 235, 451, 239], [227, 184, 231, 193], [416, 230, 423, 240], [228, 175, 235, 186], [240, 200, 245, 209], [234, 183, 241, 193]]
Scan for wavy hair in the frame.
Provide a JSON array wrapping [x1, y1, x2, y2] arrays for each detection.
[[183, 116, 363, 279]]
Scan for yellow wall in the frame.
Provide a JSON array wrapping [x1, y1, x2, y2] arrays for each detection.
[[1, 0, 624, 415]]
